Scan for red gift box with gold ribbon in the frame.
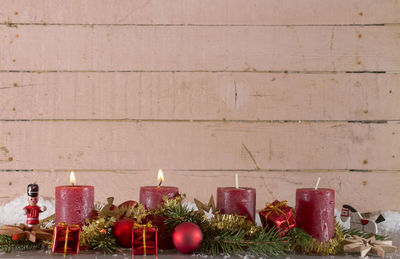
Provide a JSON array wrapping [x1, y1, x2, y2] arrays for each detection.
[[259, 200, 295, 236], [52, 223, 81, 255], [132, 222, 158, 255]]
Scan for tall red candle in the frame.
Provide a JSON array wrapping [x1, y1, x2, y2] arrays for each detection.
[[139, 186, 179, 209], [216, 187, 256, 221], [55, 185, 94, 227], [296, 188, 335, 242]]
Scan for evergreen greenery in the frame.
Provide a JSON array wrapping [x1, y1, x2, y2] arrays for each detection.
[[87, 228, 118, 254], [157, 196, 392, 256], [342, 227, 387, 240], [157, 197, 205, 233], [0, 234, 42, 253], [200, 226, 289, 256]]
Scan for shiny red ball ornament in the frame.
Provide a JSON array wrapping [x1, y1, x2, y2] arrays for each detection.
[[172, 222, 203, 253], [112, 218, 134, 248]]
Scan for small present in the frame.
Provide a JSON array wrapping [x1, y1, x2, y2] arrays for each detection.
[[132, 222, 158, 255], [52, 223, 81, 255], [259, 200, 295, 236]]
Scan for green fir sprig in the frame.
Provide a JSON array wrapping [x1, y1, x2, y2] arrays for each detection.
[[88, 228, 118, 254], [157, 195, 205, 233], [342, 227, 387, 240], [200, 226, 289, 256], [0, 234, 42, 253]]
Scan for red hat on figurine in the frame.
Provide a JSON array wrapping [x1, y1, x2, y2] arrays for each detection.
[[27, 184, 39, 197]]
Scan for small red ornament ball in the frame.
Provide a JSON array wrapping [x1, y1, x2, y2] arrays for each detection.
[[172, 222, 203, 253], [112, 218, 134, 248]]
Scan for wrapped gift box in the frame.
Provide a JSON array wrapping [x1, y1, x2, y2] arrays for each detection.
[[259, 200, 295, 236], [52, 223, 81, 254], [132, 224, 158, 255]]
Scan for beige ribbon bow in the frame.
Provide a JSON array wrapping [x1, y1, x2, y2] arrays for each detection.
[[343, 235, 397, 258]]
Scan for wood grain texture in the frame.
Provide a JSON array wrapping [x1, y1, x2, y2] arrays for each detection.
[[1, 170, 399, 212], [1, 72, 399, 121], [1, 0, 399, 25], [0, 121, 398, 170], [0, 1, 398, 213], [2, 25, 400, 71]]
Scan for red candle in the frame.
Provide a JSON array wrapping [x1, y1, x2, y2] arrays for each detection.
[[216, 187, 256, 221], [139, 169, 179, 209], [55, 172, 94, 226], [296, 188, 335, 242], [139, 169, 179, 250], [139, 186, 179, 209]]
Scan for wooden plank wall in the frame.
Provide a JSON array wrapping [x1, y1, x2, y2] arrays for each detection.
[[0, 0, 399, 212]]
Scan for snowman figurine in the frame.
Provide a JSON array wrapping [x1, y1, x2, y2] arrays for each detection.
[[23, 184, 46, 226]]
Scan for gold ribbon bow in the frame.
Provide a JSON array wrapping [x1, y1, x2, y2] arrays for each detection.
[[261, 200, 290, 225], [54, 223, 80, 257], [133, 222, 156, 255]]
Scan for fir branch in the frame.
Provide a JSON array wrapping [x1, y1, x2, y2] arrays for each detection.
[[247, 227, 289, 256], [341, 227, 387, 240], [158, 198, 205, 233], [0, 235, 42, 253], [88, 228, 118, 254], [201, 227, 288, 256], [201, 228, 247, 255], [80, 217, 116, 248], [288, 227, 314, 253]]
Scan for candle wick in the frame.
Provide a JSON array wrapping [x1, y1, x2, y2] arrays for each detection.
[[158, 179, 162, 187], [314, 177, 321, 190], [235, 173, 239, 189]]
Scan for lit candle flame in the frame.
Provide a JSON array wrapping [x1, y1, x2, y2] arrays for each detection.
[[70, 171, 76, 186], [157, 169, 164, 187]]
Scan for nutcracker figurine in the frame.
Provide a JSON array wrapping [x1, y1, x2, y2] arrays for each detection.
[[23, 184, 46, 226]]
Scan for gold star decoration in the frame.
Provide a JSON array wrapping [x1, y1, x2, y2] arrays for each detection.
[[194, 195, 217, 216], [343, 235, 397, 258], [0, 224, 53, 243]]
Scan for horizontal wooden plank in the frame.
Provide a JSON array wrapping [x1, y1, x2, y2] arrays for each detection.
[[0, 121, 398, 170], [1, 0, 399, 25], [2, 26, 399, 71], [1, 170, 399, 212], [0, 73, 399, 121]]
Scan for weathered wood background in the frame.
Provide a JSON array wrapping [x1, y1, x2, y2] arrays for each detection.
[[0, 0, 399, 212]]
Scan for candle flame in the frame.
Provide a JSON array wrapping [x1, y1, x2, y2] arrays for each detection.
[[70, 171, 76, 185], [157, 169, 164, 187]]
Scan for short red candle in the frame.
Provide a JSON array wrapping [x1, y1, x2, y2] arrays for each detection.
[[55, 185, 94, 227], [216, 187, 256, 221], [296, 188, 335, 242], [140, 186, 179, 249], [139, 186, 179, 209]]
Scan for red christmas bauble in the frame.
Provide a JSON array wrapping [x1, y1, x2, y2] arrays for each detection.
[[172, 222, 203, 253], [112, 218, 134, 248]]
